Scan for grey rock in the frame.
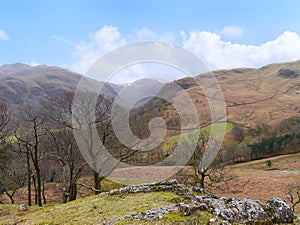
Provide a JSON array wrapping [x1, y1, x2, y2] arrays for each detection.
[[107, 205, 180, 225], [265, 198, 294, 223], [192, 196, 269, 223], [109, 179, 181, 195], [105, 180, 294, 224], [19, 204, 28, 211]]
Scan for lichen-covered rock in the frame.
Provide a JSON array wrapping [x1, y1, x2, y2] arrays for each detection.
[[107, 205, 180, 225], [265, 198, 294, 223], [108, 179, 181, 195], [106, 180, 294, 224], [191, 196, 269, 223]]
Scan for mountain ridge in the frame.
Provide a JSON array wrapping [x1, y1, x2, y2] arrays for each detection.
[[0, 60, 299, 127]]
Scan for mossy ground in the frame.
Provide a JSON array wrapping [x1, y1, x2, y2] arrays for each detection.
[[0, 192, 184, 225], [116, 210, 215, 225]]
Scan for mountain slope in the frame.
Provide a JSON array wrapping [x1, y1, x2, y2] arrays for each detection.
[[1, 61, 299, 128], [0, 64, 89, 108], [134, 60, 300, 133], [0, 64, 166, 110]]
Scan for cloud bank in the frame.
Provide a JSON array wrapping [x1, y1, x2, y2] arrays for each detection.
[[72, 25, 300, 76], [182, 30, 300, 70]]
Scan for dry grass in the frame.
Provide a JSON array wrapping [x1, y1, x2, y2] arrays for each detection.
[[108, 153, 300, 215]]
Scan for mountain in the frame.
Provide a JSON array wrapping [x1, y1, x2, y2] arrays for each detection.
[[116, 78, 165, 107], [0, 64, 165, 109], [1, 61, 299, 128], [0, 64, 88, 108], [132, 60, 300, 133]]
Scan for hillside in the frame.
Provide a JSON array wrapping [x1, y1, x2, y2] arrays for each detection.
[[1, 153, 299, 224], [154, 60, 300, 130], [1, 61, 299, 124], [0, 64, 96, 108], [0, 179, 297, 224], [0, 63, 166, 110]]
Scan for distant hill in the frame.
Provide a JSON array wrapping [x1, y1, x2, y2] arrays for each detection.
[[132, 60, 300, 133], [0, 64, 165, 109], [0, 64, 89, 108], [1, 61, 299, 128], [117, 78, 165, 107]]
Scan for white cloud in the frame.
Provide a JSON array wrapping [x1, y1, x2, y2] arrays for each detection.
[[72, 26, 174, 74], [109, 63, 185, 84], [51, 34, 72, 44], [73, 25, 126, 73], [133, 27, 174, 42], [0, 29, 9, 40], [220, 25, 244, 38], [73, 25, 300, 81], [182, 31, 300, 70]]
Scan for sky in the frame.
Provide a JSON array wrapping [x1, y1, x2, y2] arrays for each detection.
[[1, 0, 300, 83]]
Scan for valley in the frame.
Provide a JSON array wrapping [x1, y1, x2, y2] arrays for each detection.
[[0, 60, 299, 224]]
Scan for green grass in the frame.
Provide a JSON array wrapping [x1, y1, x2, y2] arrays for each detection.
[[116, 210, 216, 225], [0, 192, 182, 225], [163, 122, 233, 151]]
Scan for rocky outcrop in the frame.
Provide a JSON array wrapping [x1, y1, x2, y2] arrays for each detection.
[[107, 205, 180, 224], [108, 179, 183, 195], [265, 198, 294, 223], [106, 180, 294, 224], [278, 68, 299, 79], [188, 196, 270, 224]]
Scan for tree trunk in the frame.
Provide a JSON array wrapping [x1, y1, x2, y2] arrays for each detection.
[[68, 182, 77, 201], [4, 191, 14, 204], [32, 175, 37, 205], [42, 182, 46, 204], [93, 172, 103, 195], [62, 190, 69, 203], [36, 168, 42, 206], [27, 155, 32, 206], [198, 171, 207, 189], [200, 174, 205, 188]]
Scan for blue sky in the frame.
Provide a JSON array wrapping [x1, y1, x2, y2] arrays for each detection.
[[1, 0, 300, 81]]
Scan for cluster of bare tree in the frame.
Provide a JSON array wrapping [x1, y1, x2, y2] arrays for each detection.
[[0, 91, 121, 206], [1, 89, 299, 208]]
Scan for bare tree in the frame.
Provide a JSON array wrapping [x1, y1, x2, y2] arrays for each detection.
[[13, 125, 34, 206], [47, 128, 86, 202], [43, 92, 87, 202], [46, 91, 139, 195], [0, 102, 24, 204], [231, 125, 245, 143], [0, 151, 26, 204], [181, 131, 232, 189], [0, 102, 10, 139], [45, 92, 116, 195], [286, 184, 300, 211], [15, 105, 47, 207], [72, 91, 115, 194]]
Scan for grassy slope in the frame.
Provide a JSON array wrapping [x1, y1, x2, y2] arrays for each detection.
[[1, 153, 300, 224], [0, 192, 214, 225], [158, 60, 300, 132]]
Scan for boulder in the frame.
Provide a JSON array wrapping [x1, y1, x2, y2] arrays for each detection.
[[106, 180, 295, 224], [19, 204, 28, 211], [265, 198, 294, 223], [192, 196, 270, 224]]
